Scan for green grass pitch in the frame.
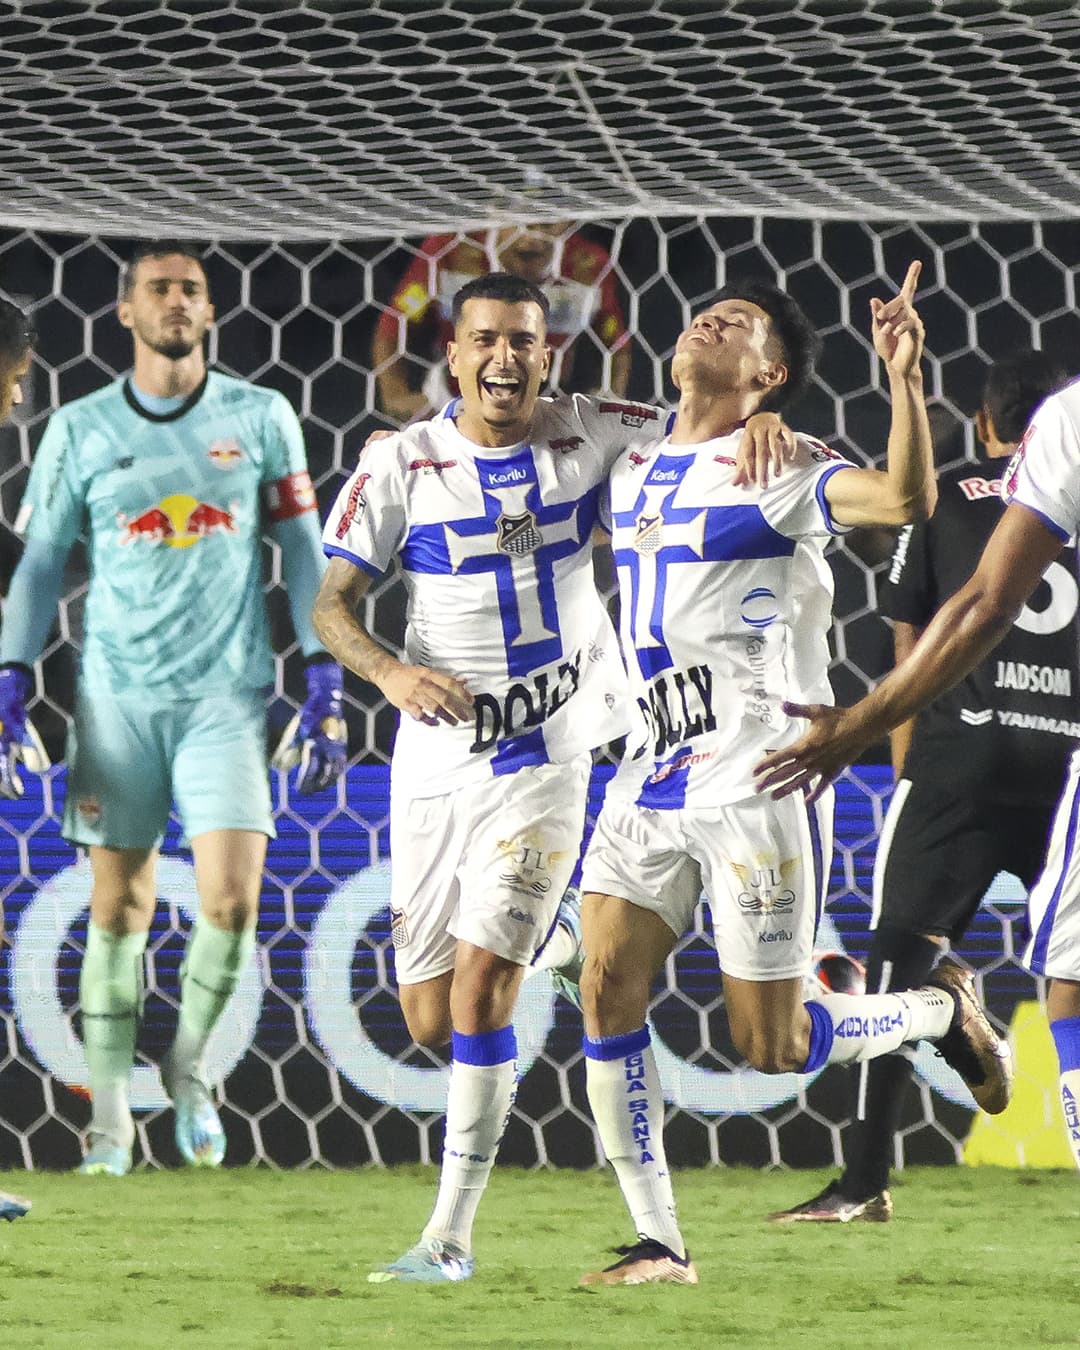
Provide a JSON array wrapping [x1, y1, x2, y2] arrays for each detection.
[[0, 1165, 1074, 1349]]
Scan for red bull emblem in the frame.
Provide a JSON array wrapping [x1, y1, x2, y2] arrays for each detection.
[[187, 502, 238, 536], [77, 796, 101, 824], [207, 438, 245, 469], [336, 472, 371, 539], [117, 507, 174, 545], [117, 495, 238, 547]]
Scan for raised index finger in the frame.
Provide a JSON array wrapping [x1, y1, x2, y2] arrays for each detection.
[[899, 259, 922, 303]]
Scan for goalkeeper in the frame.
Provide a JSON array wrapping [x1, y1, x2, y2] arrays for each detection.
[[0, 241, 345, 1177]]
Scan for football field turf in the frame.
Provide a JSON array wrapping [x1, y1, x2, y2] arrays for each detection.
[[0, 1165, 1072, 1349]]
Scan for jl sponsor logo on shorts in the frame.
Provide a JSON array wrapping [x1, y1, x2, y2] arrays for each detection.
[[731, 860, 798, 916]]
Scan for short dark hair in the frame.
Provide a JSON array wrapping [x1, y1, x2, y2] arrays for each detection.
[[983, 349, 1071, 443], [698, 279, 820, 412], [120, 239, 207, 297], [0, 297, 34, 366], [451, 271, 550, 326]]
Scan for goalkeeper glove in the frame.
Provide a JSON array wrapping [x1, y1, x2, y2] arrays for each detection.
[[271, 655, 347, 794], [0, 664, 50, 800]]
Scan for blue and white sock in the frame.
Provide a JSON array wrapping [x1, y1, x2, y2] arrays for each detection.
[[1051, 1017, 1080, 1170], [802, 987, 954, 1071], [423, 1026, 517, 1255], [584, 1026, 685, 1258]]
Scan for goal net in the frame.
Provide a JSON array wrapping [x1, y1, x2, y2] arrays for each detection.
[[0, 0, 1076, 1173]]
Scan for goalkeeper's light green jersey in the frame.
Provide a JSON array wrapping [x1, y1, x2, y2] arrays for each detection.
[[16, 371, 315, 698]]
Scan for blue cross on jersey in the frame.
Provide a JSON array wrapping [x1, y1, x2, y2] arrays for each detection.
[[612, 452, 795, 679], [401, 446, 600, 678]]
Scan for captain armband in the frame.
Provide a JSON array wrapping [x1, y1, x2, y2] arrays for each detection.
[[264, 470, 317, 522]]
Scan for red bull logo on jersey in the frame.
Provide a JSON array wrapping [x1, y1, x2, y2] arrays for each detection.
[[207, 438, 245, 469], [957, 476, 1002, 502], [117, 494, 239, 547]]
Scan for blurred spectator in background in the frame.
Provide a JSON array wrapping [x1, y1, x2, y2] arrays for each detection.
[[373, 222, 630, 423]]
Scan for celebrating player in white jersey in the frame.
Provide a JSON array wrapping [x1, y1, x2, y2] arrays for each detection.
[[0, 242, 345, 1178], [755, 370, 1080, 1175], [0, 297, 35, 1222], [576, 262, 1013, 1286], [316, 271, 789, 1283]]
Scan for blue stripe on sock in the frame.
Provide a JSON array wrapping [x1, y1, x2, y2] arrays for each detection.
[[582, 1025, 651, 1061], [451, 1026, 517, 1066], [1051, 1017, 1080, 1073], [802, 1000, 835, 1073]]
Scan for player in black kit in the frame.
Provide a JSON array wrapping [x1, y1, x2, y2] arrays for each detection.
[[770, 349, 1075, 1223]]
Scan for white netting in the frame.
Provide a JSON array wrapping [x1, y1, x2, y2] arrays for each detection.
[[1, 0, 1079, 239], [0, 0, 1073, 1171]]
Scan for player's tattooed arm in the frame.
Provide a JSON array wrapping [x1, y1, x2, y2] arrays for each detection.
[[313, 557, 473, 726]]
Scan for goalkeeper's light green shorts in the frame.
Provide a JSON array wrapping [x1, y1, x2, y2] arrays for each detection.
[[62, 687, 275, 849]]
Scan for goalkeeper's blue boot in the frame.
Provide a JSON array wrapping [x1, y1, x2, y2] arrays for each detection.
[[367, 1237, 475, 1284], [77, 1138, 132, 1177], [0, 1190, 30, 1221], [163, 1061, 225, 1167], [549, 887, 584, 1012]]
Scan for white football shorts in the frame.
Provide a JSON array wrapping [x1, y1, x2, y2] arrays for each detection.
[[1025, 748, 1080, 979], [581, 787, 834, 982], [388, 753, 592, 985]]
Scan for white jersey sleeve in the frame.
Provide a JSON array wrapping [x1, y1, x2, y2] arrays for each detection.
[[758, 437, 855, 539], [324, 444, 408, 576], [1002, 380, 1080, 542]]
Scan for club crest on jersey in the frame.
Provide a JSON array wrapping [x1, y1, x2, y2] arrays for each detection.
[[550, 436, 583, 454], [207, 438, 244, 468], [335, 473, 371, 539], [628, 451, 650, 469], [633, 513, 663, 554], [497, 510, 543, 556]]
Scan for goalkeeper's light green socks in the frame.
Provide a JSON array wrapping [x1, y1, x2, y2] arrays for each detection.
[[169, 917, 256, 1082], [80, 923, 148, 1149]]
